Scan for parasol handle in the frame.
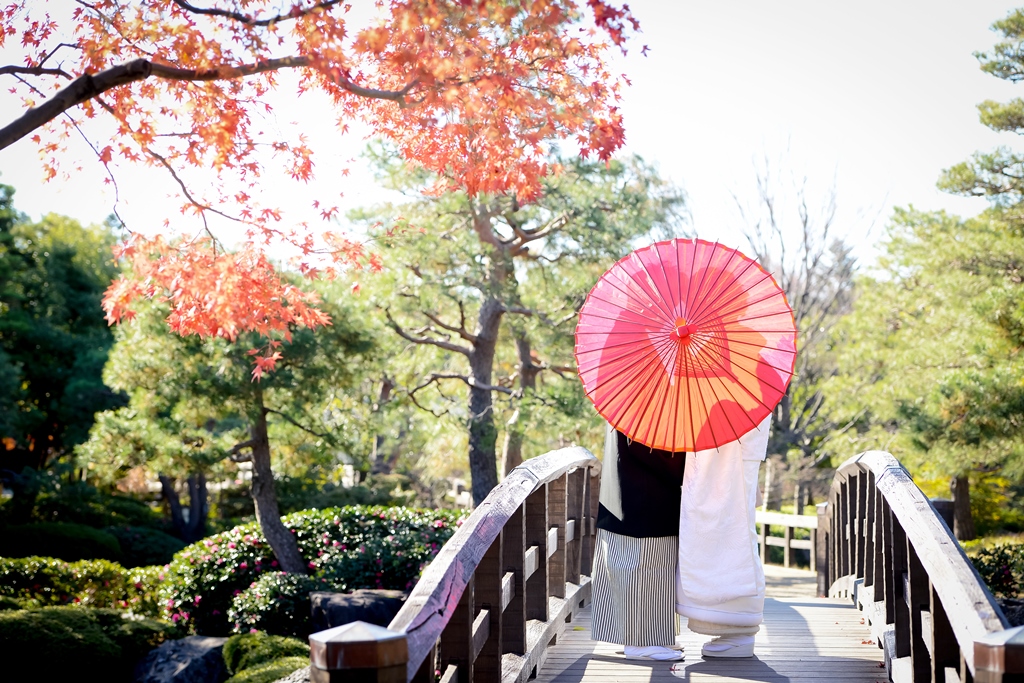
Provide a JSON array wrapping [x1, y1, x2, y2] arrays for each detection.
[[675, 323, 699, 339]]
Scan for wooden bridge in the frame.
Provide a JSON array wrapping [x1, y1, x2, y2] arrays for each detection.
[[307, 448, 1022, 683]]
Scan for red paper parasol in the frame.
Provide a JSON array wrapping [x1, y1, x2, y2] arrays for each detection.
[[575, 238, 797, 452]]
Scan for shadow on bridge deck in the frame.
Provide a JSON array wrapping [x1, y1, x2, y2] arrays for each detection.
[[534, 567, 885, 683]]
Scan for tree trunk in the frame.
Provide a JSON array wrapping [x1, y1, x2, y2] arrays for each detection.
[[951, 475, 976, 541], [249, 388, 306, 573], [762, 456, 774, 512], [370, 378, 395, 475], [501, 334, 541, 477], [467, 296, 503, 506], [159, 474, 187, 539], [184, 472, 208, 542]]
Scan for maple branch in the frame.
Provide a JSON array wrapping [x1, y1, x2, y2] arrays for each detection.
[[384, 308, 471, 357], [1, 56, 416, 151], [0, 65, 72, 79], [172, 0, 345, 28], [264, 407, 328, 438]]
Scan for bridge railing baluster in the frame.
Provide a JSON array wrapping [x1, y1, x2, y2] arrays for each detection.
[[820, 451, 1020, 683]]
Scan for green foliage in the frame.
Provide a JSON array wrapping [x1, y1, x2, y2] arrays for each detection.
[[225, 657, 308, 683], [0, 522, 122, 562], [106, 525, 187, 567], [216, 472, 417, 521], [223, 631, 310, 674], [162, 505, 462, 635], [228, 572, 337, 637], [0, 184, 124, 466], [0, 465, 165, 529], [967, 543, 1024, 598], [824, 209, 1024, 483], [0, 606, 175, 682], [0, 556, 167, 616]]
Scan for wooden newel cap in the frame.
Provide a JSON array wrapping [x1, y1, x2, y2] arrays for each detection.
[[975, 625, 1024, 674], [309, 621, 409, 671]]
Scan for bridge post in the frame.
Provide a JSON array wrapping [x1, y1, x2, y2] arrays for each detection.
[[975, 626, 1024, 683], [308, 621, 408, 683], [816, 502, 828, 597]]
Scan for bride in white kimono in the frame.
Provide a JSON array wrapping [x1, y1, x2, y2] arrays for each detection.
[[675, 415, 771, 658]]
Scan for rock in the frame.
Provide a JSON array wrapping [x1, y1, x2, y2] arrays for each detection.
[[134, 635, 229, 683], [999, 597, 1024, 627], [273, 665, 311, 683], [309, 590, 407, 632]]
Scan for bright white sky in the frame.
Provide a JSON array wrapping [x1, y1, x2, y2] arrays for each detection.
[[0, 0, 1021, 267]]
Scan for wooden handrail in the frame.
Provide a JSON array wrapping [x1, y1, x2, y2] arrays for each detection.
[[755, 510, 818, 570], [821, 450, 1013, 683], [307, 446, 601, 683]]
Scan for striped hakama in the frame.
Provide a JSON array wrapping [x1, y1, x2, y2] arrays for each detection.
[[592, 529, 679, 646]]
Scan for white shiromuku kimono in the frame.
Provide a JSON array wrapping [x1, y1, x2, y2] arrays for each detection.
[[675, 416, 771, 635]]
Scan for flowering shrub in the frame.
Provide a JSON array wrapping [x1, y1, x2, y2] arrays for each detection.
[[163, 505, 463, 635], [228, 572, 338, 638], [0, 556, 166, 617], [968, 543, 1024, 598]]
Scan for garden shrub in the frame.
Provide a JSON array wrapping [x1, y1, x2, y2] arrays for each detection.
[[0, 522, 123, 562], [223, 631, 310, 674], [967, 543, 1024, 598], [0, 556, 167, 616], [106, 525, 187, 567], [225, 657, 308, 683], [228, 572, 338, 637], [0, 606, 174, 682], [163, 505, 463, 635]]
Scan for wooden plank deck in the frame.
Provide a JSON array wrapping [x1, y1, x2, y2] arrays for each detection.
[[535, 566, 885, 683]]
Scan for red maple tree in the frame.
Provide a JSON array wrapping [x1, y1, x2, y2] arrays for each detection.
[[1, 0, 639, 374]]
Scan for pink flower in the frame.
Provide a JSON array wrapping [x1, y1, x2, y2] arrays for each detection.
[[271, 561, 278, 567], [228, 542, 236, 549], [171, 614, 180, 623], [308, 561, 316, 569], [240, 562, 248, 569], [233, 590, 242, 596], [193, 596, 202, 605], [250, 628, 258, 634], [167, 599, 175, 607]]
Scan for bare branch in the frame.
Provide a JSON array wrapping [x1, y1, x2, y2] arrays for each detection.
[[384, 308, 471, 356], [421, 372, 515, 395], [228, 438, 256, 462], [422, 305, 476, 343], [265, 407, 329, 438]]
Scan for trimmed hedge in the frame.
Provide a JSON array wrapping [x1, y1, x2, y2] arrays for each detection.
[[0, 522, 123, 562], [0, 607, 175, 682], [223, 632, 310, 674], [0, 556, 167, 616], [163, 505, 462, 635], [228, 572, 338, 638], [105, 525, 187, 567], [225, 656, 308, 683]]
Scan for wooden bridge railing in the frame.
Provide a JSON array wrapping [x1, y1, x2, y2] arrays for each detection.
[[756, 510, 818, 570], [308, 446, 601, 683], [820, 450, 1022, 683]]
